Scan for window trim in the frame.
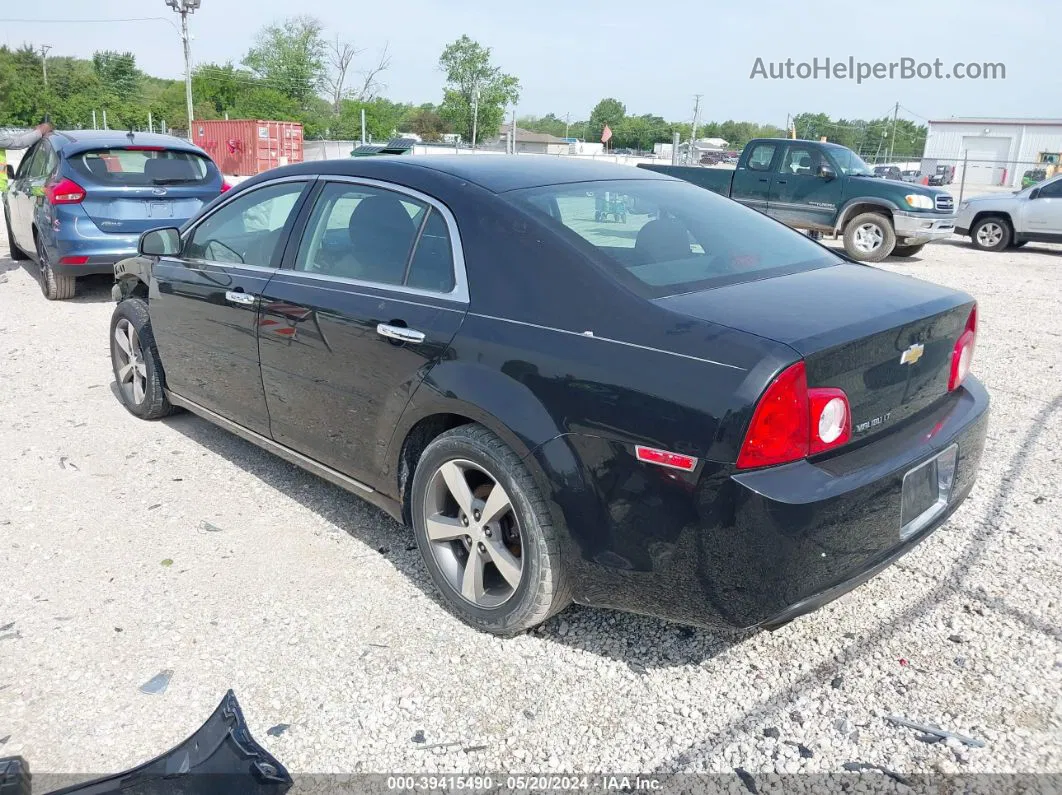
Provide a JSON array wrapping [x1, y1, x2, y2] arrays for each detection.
[[178, 175, 314, 272], [280, 175, 469, 305]]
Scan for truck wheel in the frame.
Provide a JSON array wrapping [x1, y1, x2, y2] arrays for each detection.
[[891, 244, 925, 258], [5, 211, 28, 261], [410, 424, 572, 635], [843, 212, 896, 262], [970, 216, 1011, 252]]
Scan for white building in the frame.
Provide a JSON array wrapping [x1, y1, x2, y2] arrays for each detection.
[[923, 117, 1062, 188]]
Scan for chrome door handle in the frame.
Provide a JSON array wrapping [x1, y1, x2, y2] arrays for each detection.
[[377, 323, 426, 343], [225, 291, 257, 306]]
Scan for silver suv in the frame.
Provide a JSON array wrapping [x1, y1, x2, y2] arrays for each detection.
[[955, 174, 1062, 251]]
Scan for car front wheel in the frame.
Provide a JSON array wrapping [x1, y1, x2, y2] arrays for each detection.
[[970, 216, 1011, 252], [109, 298, 174, 420], [411, 425, 571, 635]]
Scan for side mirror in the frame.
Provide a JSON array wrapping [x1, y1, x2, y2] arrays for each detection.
[[1030, 188, 1041, 200], [817, 164, 835, 180], [4, 164, 13, 181], [139, 227, 182, 257]]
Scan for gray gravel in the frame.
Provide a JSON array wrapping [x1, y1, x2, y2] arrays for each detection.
[[1, 228, 1060, 781]]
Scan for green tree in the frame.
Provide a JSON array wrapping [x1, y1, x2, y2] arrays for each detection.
[[243, 15, 326, 105], [192, 62, 249, 116], [92, 51, 140, 97], [588, 97, 625, 143], [437, 35, 520, 144], [404, 104, 449, 141]]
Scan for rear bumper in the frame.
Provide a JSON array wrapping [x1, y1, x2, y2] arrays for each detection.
[[893, 210, 956, 244], [544, 377, 989, 630], [42, 209, 140, 276]]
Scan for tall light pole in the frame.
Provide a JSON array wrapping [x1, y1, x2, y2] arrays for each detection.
[[40, 44, 52, 88], [471, 87, 481, 149], [166, 0, 201, 140]]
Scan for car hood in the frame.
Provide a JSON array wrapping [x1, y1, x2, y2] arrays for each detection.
[[849, 175, 950, 198]]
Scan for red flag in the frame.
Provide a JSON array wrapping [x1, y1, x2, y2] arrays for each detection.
[[601, 124, 612, 144]]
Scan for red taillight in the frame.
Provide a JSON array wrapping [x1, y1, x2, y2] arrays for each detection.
[[948, 305, 977, 391], [221, 181, 233, 193], [44, 177, 86, 205], [635, 445, 698, 472], [58, 255, 89, 265], [737, 362, 852, 469], [737, 362, 810, 469]]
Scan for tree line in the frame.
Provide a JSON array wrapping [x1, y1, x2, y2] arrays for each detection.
[[0, 19, 926, 158]]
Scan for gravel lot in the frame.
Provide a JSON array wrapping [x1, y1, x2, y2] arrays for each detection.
[[1, 224, 1060, 786]]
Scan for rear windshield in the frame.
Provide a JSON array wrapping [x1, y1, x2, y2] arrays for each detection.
[[68, 148, 213, 186], [509, 179, 839, 297]]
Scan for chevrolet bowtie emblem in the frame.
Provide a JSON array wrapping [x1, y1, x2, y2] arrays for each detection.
[[900, 343, 925, 365]]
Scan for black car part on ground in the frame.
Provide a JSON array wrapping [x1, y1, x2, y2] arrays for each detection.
[[0, 691, 290, 795]]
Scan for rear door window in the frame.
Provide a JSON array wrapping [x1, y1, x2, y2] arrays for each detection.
[[68, 148, 212, 186]]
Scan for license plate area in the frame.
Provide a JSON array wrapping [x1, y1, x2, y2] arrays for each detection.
[[900, 444, 958, 540], [148, 201, 173, 218]]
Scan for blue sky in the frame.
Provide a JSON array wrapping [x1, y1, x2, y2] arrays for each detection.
[[4, 0, 1055, 127]]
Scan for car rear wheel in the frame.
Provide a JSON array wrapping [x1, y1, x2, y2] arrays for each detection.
[[109, 298, 174, 420], [891, 243, 925, 258], [36, 234, 75, 300], [970, 216, 1011, 252], [5, 211, 28, 261], [411, 425, 571, 635], [842, 212, 896, 262]]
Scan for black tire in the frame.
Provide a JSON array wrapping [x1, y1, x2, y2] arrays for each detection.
[[970, 216, 1011, 252], [35, 232, 75, 300], [842, 212, 896, 262], [109, 298, 174, 420], [411, 424, 572, 635], [5, 209, 28, 261], [891, 243, 925, 257]]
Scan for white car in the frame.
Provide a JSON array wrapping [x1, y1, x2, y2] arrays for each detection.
[[955, 173, 1062, 251]]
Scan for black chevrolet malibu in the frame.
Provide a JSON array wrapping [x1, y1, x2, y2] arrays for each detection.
[[108, 156, 988, 635]]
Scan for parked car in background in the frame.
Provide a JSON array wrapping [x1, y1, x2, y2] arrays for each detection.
[[1022, 168, 1047, 189], [901, 170, 920, 183], [873, 165, 902, 181], [955, 172, 1062, 251], [641, 139, 956, 261], [3, 130, 227, 300], [109, 156, 987, 636], [929, 165, 955, 186]]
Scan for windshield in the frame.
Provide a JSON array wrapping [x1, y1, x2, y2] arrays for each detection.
[[68, 148, 213, 186], [510, 179, 839, 298], [827, 146, 874, 177]]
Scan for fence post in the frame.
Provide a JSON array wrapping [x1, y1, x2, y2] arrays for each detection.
[[958, 150, 968, 204]]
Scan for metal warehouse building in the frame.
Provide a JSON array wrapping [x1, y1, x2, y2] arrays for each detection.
[[923, 117, 1062, 188]]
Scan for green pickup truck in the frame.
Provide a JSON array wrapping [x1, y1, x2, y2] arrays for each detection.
[[640, 138, 956, 261]]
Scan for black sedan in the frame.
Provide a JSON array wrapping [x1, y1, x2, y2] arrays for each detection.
[[108, 156, 989, 635]]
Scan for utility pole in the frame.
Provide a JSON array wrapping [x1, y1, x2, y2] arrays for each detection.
[[564, 112, 571, 140], [688, 93, 702, 165], [471, 87, 481, 149], [166, 0, 201, 141], [888, 101, 899, 163], [510, 105, 517, 154], [40, 45, 51, 88]]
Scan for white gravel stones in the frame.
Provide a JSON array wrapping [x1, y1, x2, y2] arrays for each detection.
[[0, 231, 1060, 782]]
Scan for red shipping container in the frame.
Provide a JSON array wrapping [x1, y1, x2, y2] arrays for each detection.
[[191, 120, 304, 177]]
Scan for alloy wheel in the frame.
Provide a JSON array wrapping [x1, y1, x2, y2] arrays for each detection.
[[853, 223, 884, 253], [422, 458, 524, 608], [976, 222, 1003, 248], [113, 318, 148, 405]]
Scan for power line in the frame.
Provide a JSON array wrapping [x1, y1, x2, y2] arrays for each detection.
[[0, 16, 175, 25]]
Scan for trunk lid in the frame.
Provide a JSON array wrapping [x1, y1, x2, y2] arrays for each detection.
[[66, 147, 221, 235], [657, 263, 974, 443]]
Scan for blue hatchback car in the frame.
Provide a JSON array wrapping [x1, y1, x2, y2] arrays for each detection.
[[3, 130, 226, 299]]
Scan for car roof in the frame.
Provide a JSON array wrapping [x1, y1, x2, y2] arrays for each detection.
[[51, 130, 208, 157], [271, 154, 670, 194]]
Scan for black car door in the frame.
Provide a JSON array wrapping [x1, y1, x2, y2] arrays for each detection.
[[257, 177, 468, 489], [149, 177, 314, 435]]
